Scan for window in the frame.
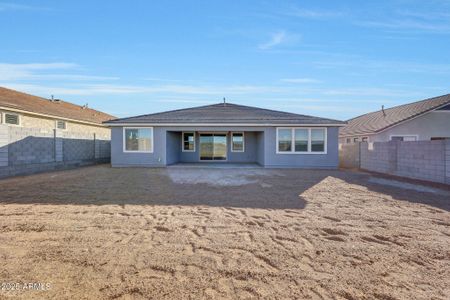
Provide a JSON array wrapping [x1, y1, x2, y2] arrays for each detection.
[[353, 137, 359, 143], [346, 138, 351, 144], [231, 132, 244, 152], [124, 127, 153, 152], [278, 129, 292, 152], [294, 129, 308, 152], [390, 135, 417, 142], [277, 128, 327, 154], [311, 129, 325, 152], [182, 132, 195, 152], [431, 137, 448, 141], [4, 113, 20, 125], [56, 120, 66, 130], [361, 137, 368, 142]]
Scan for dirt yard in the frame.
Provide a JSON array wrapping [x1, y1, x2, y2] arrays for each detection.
[[0, 165, 449, 299]]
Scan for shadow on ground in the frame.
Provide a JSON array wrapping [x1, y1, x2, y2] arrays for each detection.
[[0, 165, 448, 211]]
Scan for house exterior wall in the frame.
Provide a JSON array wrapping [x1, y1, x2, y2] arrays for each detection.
[[0, 109, 111, 178], [255, 131, 265, 166], [340, 110, 450, 143], [372, 111, 450, 141], [166, 131, 181, 165], [111, 126, 340, 169]]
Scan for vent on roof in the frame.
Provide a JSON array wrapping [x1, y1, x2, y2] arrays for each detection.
[[49, 95, 61, 103]]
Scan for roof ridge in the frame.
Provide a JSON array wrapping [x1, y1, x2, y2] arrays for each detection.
[[383, 93, 450, 111], [107, 101, 345, 124]]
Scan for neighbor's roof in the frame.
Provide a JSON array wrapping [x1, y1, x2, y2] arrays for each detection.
[[104, 102, 346, 126], [340, 94, 450, 137], [0, 87, 115, 125]]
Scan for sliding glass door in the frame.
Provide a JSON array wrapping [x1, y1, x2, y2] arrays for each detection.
[[199, 134, 227, 161]]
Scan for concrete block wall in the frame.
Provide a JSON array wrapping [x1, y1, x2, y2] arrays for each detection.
[[62, 131, 95, 161], [0, 125, 8, 167], [8, 126, 55, 165], [0, 124, 111, 179], [446, 140, 450, 185], [396, 141, 446, 183], [340, 140, 450, 184], [360, 141, 397, 174], [97, 140, 111, 159], [55, 129, 63, 162]]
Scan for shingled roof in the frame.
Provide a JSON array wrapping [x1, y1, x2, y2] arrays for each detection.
[[340, 94, 450, 137], [0, 87, 115, 125], [105, 102, 346, 126]]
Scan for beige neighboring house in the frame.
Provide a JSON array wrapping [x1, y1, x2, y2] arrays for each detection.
[[339, 94, 450, 144], [0, 86, 114, 135], [0, 87, 115, 178]]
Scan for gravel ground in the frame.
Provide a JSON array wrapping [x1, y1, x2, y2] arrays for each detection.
[[0, 165, 449, 299]]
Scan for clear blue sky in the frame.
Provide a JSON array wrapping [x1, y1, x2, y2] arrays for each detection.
[[1, 0, 449, 120]]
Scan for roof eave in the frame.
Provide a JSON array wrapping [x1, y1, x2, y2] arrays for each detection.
[[103, 122, 346, 127], [0, 105, 110, 127]]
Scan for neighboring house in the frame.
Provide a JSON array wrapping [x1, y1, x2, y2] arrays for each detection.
[[0, 87, 115, 178], [104, 102, 345, 168], [340, 94, 450, 143]]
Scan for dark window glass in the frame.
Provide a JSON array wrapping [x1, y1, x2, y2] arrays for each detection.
[[125, 128, 152, 151], [294, 129, 308, 152], [183, 132, 195, 151], [311, 129, 325, 152], [278, 129, 292, 152], [232, 133, 244, 152]]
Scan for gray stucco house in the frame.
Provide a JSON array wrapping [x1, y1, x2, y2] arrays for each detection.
[[340, 94, 450, 143], [104, 102, 345, 168]]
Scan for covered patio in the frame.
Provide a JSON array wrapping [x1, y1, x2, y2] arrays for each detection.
[[165, 130, 265, 165]]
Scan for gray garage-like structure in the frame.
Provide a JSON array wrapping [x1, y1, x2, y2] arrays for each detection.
[[104, 103, 345, 168]]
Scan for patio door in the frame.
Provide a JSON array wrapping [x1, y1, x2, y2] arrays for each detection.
[[199, 133, 227, 161]]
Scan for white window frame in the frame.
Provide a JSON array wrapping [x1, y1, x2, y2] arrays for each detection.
[[389, 135, 418, 142], [123, 127, 154, 153], [276, 127, 327, 155], [55, 119, 67, 130], [1, 111, 21, 126], [231, 132, 245, 152], [182, 132, 196, 152]]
